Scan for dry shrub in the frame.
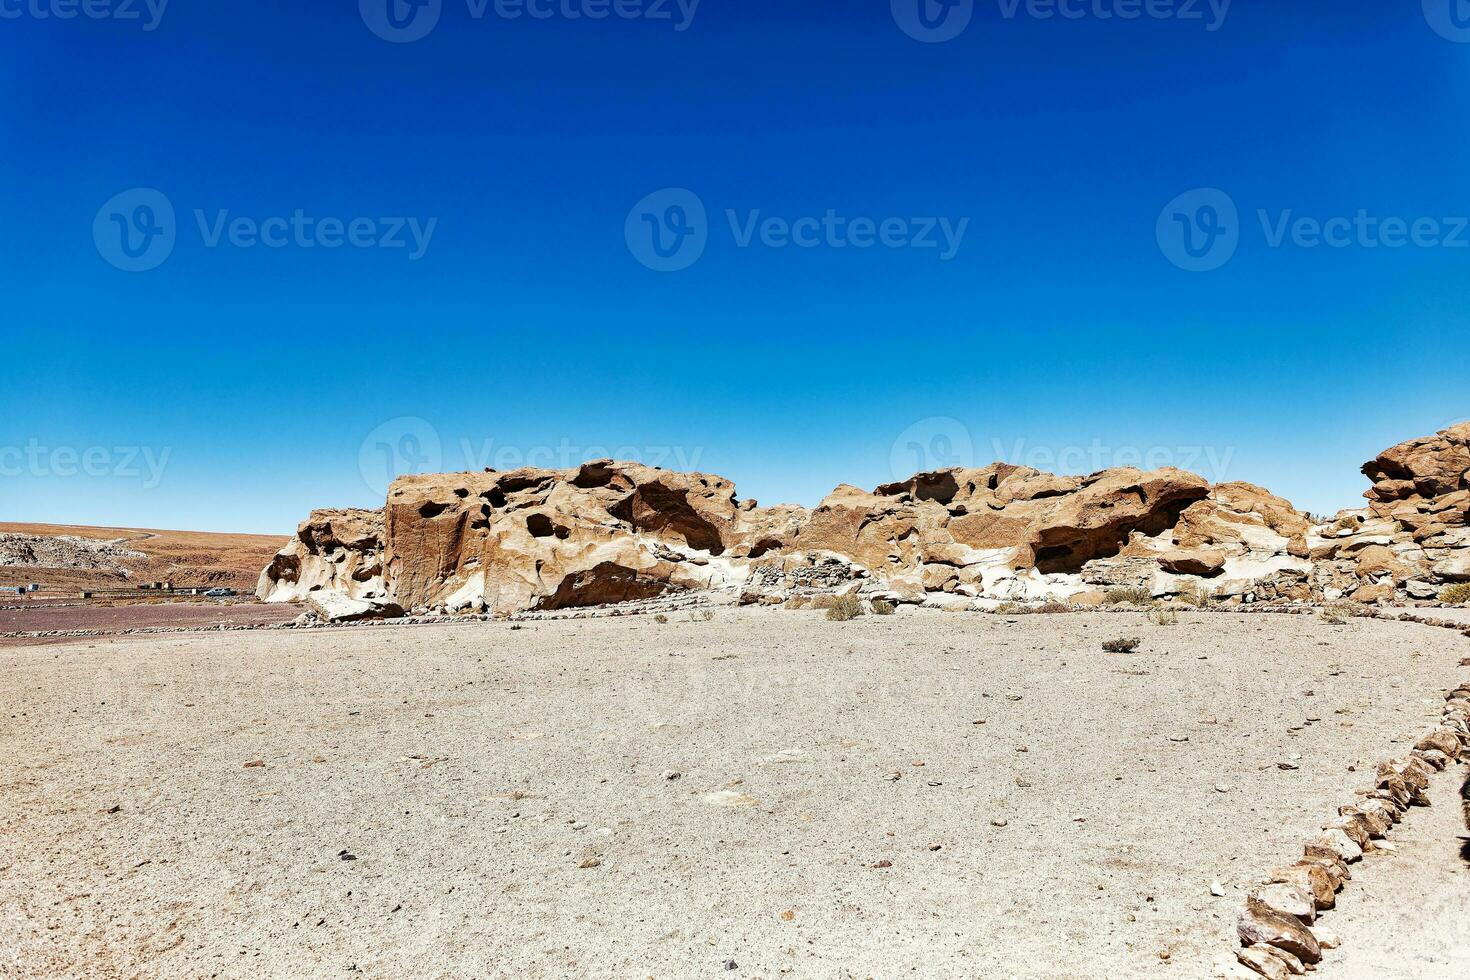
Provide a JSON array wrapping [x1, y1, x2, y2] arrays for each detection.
[[995, 601, 1027, 615], [1103, 587, 1152, 606], [1440, 583, 1470, 605], [689, 609, 715, 623], [1102, 637, 1142, 653], [1146, 608, 1178, 626], [870, 599, 896, 616], [1036, 599, 1071, 614], [1177, 585, 1213, 607], [654, 613, 668, 624], [1320, 601, 1363, 625], [826, 595, 865, 622]]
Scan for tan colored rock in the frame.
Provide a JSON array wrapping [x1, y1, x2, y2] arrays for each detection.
[[1309, 828, 1362, 864], [1159, 549, 1227, 576], [1237, 896, 1322, 964], [305, 592, 404, 624], [257, 508, 386, 603], [1270, 864, 1336, 910], [1249, 883, 1316, 925], [1236, 945, 1291, 980], [1415, 729, 1462, 758]]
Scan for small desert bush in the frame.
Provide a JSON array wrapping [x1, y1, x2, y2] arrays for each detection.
[[826, 595, 866, 622], [689, 609, 715, 623], [1320, 601, 1363, 625], [1036, 599, 1071, 614], [1102, 637, 1142, 653], [1146, 608, 1178, 626], [1102, 586, 1152, 606], [1441, 583, 1470, 605], [1177, 585, 1214, 607], [1332, 515, 1359, 532], [654, 613, 668, 624], [995, 601, 1027, 615], [870, 599, 896, 616]]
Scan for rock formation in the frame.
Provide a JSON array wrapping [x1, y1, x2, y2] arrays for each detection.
[[1307, 422, 1470, 603], [258, 425, 1470, 620]]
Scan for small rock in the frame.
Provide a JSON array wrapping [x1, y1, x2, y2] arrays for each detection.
[[662, 770, 682, 781], [1210, 881, 1225, 897], [991, 818, 1008, 827], [579, 858, 601, 868]]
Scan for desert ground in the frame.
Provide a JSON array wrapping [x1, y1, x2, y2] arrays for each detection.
[[0, 522, 288, 594], [3, 608, 1468, 978]]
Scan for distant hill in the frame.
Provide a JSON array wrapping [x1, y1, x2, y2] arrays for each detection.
[[0, 522, 288, 594]]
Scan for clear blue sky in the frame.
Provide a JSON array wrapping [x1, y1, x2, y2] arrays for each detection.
[[3, 1, 1467, 533]]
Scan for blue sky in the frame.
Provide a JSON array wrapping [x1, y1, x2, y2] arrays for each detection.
[[2, 1, 1468, 533]]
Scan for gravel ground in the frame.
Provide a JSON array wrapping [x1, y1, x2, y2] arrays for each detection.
[[2, 609, 1467, 979], [0, 602, 300, 646]]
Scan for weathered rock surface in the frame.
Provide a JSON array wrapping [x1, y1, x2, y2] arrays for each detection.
[[257, 509, 387, 603], [259, 425, 1470, 616], [1309, 423, 1470, 603]]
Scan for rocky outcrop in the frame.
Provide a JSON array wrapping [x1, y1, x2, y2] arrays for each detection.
[[367, 461, 796, 615], [1307, 423, 1470, 604], [259, 426, 1470, 616], [256, 509, 387, 604]]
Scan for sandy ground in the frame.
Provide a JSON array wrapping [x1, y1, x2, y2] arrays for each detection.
[[2, 609, 1467, 979], [1316, 768, 1470, 979]]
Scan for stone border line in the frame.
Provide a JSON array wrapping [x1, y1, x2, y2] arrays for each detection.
[[1213, 680, 1470, 979]]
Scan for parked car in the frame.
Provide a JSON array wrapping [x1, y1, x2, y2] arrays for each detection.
[[204, 588, 236, 598]]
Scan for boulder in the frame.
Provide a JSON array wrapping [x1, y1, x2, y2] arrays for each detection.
[[1159, 549, 1227, 576], [305, 592, 404, 624]]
